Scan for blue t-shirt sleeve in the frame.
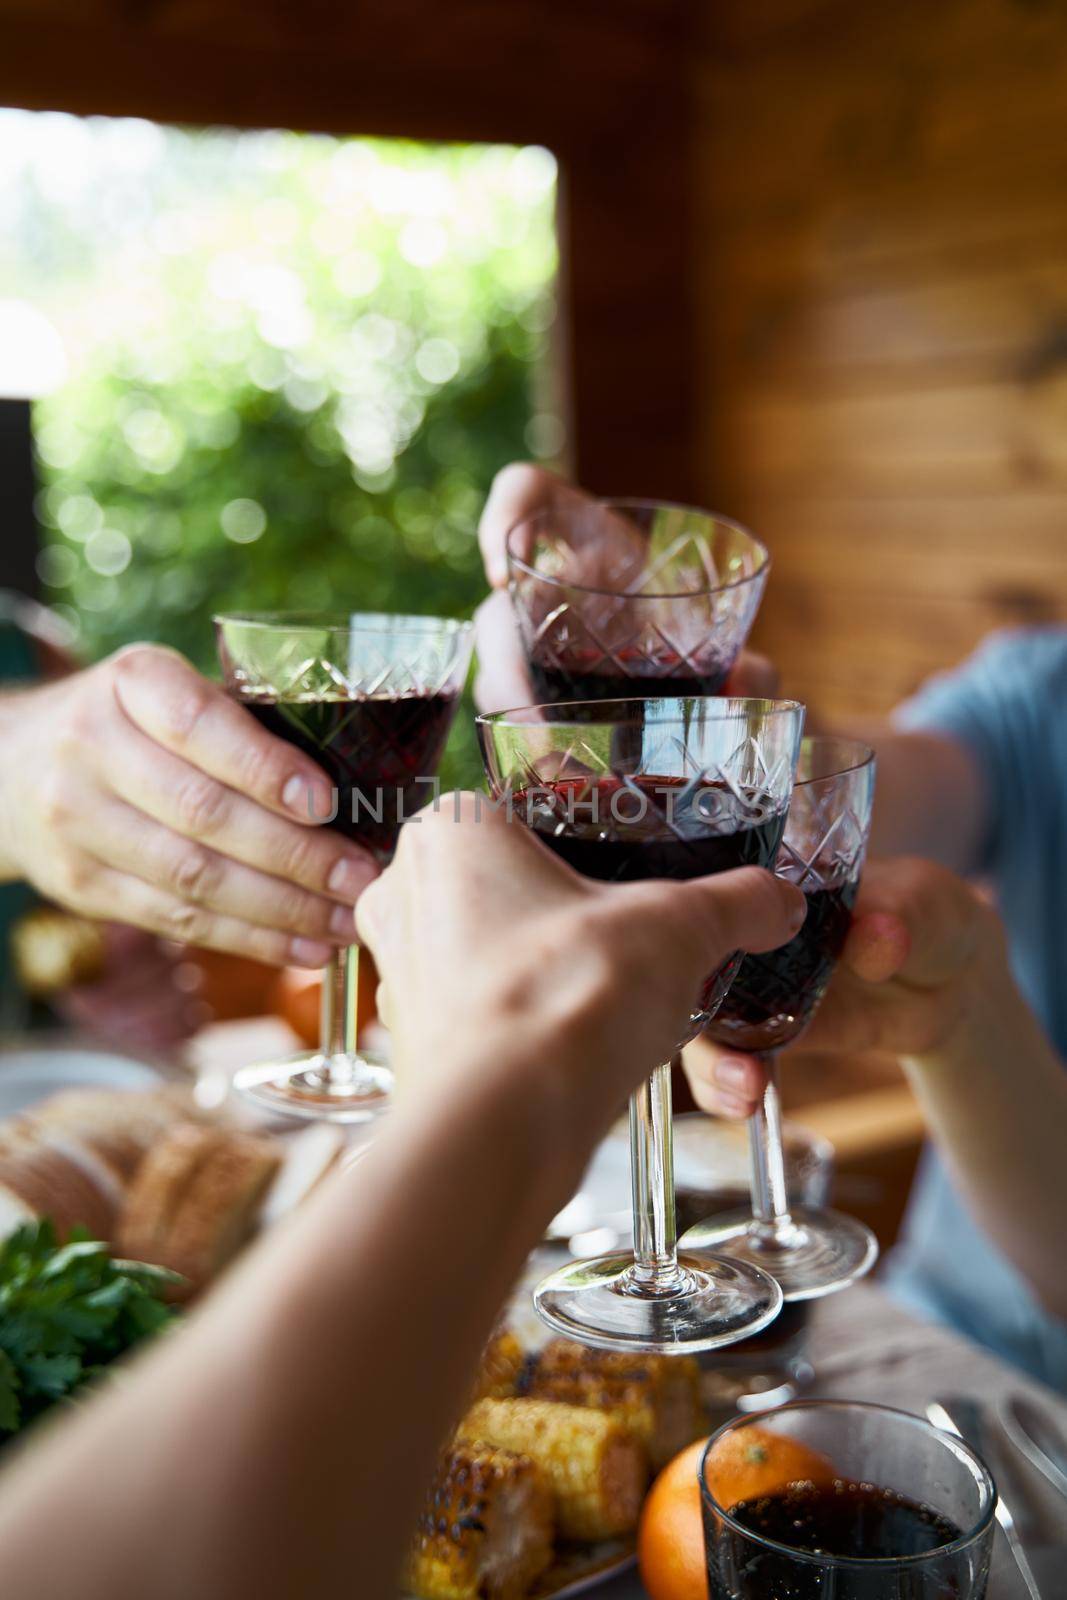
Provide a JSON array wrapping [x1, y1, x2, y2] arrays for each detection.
[[892, 627, 1067, 878]]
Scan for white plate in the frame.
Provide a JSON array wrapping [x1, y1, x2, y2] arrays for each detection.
[[546, 1114, 758, 1245], [546, 1113, 833, 1249], [0, 1047, 161, 1118]]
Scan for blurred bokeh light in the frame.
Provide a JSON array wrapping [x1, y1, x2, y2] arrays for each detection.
[[0, 111, 561, 783]]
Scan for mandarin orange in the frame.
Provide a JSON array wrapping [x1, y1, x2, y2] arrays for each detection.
[[272, 957, 378, 1047], [637, 1438, 709, 1600], [638, 1425, 838, 1600], [703, 1422, 837, 1509]]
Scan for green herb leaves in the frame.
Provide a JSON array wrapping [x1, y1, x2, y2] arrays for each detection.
[[0, 1221, 180, 1439]]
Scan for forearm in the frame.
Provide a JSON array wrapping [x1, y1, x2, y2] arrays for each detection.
[[902, 950, 1067, 1322], [0, 1054, 576, 1600], [837, 723, 987, 874], [800, 696, 985, 869]]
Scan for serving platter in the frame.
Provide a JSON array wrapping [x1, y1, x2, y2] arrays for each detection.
[[529, 1540, 636, 1598], [0, 1046, 160, 1118], [401, 1540, 635, 1600]]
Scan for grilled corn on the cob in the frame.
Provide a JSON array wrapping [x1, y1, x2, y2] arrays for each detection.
[[458, 1397, 647, 1542], [405, 1442, 554, 1600], [471, 1328, 524, 1402], [520, 1339, 703, 1469]]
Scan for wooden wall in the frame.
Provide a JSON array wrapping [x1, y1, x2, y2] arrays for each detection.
[[693, 0, 1067, 720]]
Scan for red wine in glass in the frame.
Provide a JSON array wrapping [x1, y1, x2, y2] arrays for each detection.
[[680, 739, 880, 1305], [243, 689, 458, 860], [529, 651, 730, 715], [507, 498, 769, 724], [706, 878, 857, 1053], [518, 774, 786, 1025], [216, 609, 472, 1126], [480, 695, 804, 1354]]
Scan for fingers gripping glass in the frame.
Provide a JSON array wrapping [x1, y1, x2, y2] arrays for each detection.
[[682, 738, 878, 1299], [478, 696, 804, 1354], [216, 611, 472, 1123]]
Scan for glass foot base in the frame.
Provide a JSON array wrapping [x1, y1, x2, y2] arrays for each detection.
[[232, 1049, 393, 1124], [532, 1247, 783, 1354], [680, 1204, 878, 1302]]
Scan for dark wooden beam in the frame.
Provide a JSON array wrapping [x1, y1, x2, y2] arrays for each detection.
[[0, 400, 38, 598], [0, 0, 701, 503], [0, 1, 690, 145], [560, 94, 700, 500]]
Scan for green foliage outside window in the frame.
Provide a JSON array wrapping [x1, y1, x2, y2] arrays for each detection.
[[1, 115, 560, 786]]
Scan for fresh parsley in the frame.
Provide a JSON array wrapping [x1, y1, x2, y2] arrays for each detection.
[[0, 1220, 180, 1439]]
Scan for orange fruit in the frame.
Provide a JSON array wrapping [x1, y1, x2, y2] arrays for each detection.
[[190, 951, 276, 1020], [638, 1426, 839, 1600], [703, 1423, 837, 1509], [637, 1438, 709, 1600], [272, 957, 378, 1047]]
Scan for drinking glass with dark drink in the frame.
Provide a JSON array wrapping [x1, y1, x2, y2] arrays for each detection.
[[682, 738, 879, 1300], [701, 1401, 995, 1598], [215, 611, 472, 1122], [506, 499, 769, 714], [477, 695, 804, 1353]]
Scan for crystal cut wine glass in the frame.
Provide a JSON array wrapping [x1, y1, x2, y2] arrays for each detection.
[[682, 737, 878, 1299], [216, 611, 472, 1122], [478, 696, 804, 1354], [507, 500, 769, 711]]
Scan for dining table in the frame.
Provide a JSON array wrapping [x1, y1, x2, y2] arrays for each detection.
[[594, 1279, 1067, 1599], [52, 1017, 1067, 1597]]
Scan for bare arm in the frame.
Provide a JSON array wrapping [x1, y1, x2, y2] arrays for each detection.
[[0, 799, 801, 1600], [0, 1071, 566, 1600], [478, 468, 1061, 1309], [803, 859, 1067, 1319], [898, 918, 1067, 1321], [686, 857, 1067, 1320], [845, 724, 988, 876]]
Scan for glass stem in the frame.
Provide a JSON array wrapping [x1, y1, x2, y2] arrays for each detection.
[[319, 945, 359, 1084], [748, 1051, 795, 1243], [628, 1058, 685, 1295]]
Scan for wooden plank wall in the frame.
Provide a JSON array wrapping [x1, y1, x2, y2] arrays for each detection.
[[693, 0, 1067, 719]]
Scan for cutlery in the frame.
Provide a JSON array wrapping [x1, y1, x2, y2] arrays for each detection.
[[927, 1398, 1044, 1600], [1002, 1394, 1067, 1505]]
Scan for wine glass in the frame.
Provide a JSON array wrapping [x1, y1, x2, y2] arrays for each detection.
[[507, 498, 770, 712], [681, 737, 878, 1299], [477, 696, 804, 1353], [215, 611, 473, 1122], [701, 1402, 995, 1597]]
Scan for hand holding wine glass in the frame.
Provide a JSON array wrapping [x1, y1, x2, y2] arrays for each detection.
[[356, 792, 805, 1166], [683, 738, 880, 1300], [479, 697, 805, 1351], [681, 856, 988, 1119], [215, 611, 472, 1121], [0, 643, 378, 964]]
